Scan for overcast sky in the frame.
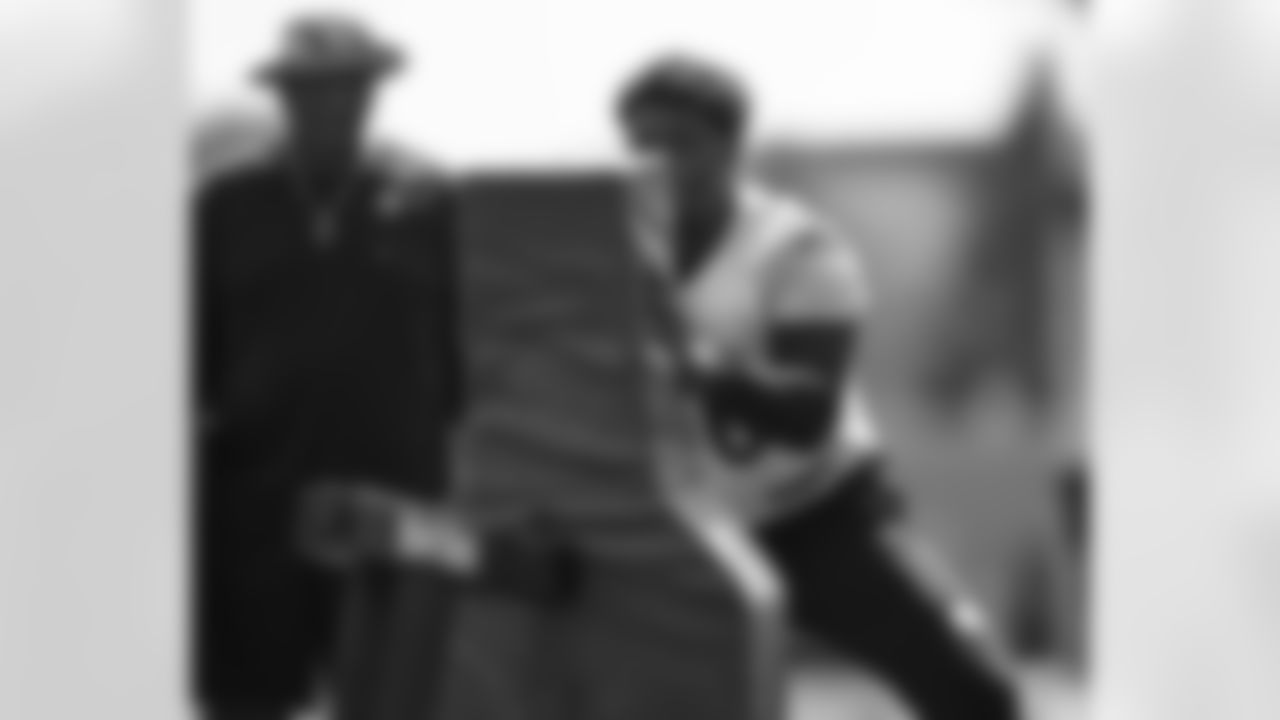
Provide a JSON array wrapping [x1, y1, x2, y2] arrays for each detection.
[[190, 0, 1069, 165]]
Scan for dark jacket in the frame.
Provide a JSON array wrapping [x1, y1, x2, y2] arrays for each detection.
[[194, 148, 462, 563]]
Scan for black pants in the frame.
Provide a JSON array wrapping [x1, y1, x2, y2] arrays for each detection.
[[758, 462, 1022, 720]]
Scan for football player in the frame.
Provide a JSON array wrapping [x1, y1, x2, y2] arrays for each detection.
[[617, 54, 1025, 720]]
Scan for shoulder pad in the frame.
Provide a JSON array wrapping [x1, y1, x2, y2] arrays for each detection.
[[741, 182, 826, 252], [750, 187, 872, 319]]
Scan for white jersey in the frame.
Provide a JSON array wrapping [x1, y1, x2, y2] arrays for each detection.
[[638, 181, 880, 524]]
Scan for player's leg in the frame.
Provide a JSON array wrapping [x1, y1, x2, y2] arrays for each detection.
[[758, 460, 1023, 720]]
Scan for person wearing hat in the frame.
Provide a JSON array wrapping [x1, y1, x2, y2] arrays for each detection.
[[193, 13, 448, 720], [615, 54, 1027, 720], [194, 14, 581, 720]]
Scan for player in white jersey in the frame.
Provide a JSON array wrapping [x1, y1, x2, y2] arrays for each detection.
[[617, 55, 1024, 720]]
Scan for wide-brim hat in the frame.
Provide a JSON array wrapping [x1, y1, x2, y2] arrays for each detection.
[[256, 13, 404, 86]]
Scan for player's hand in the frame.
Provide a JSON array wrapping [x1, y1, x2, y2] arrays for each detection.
[[298, 480, 482, 574], [395, 503, 482, 574]]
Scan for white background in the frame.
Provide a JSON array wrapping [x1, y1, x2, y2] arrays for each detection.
[[190, 0, 1065, 165]]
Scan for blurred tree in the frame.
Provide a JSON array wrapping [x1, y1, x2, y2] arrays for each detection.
[[927, 55, 1085, 416]]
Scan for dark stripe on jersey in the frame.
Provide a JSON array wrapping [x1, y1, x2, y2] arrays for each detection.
[[701, 371, 840, 450], [766, 322, 858, 387]]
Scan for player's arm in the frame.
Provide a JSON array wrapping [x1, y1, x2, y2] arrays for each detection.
[[702, 227, 867, 449]]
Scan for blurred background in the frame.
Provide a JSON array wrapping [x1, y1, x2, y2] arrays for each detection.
[[751, 59, 1088, 718], [192, 0, 1088, 717]]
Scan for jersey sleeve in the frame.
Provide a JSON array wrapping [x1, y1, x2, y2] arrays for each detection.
[[765, 217, 871, 326]]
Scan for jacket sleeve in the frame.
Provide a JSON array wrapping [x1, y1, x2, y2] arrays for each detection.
[[193, 184, 227, 436], [430, 189, 466, 425], [386, 165, 468, 427]]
